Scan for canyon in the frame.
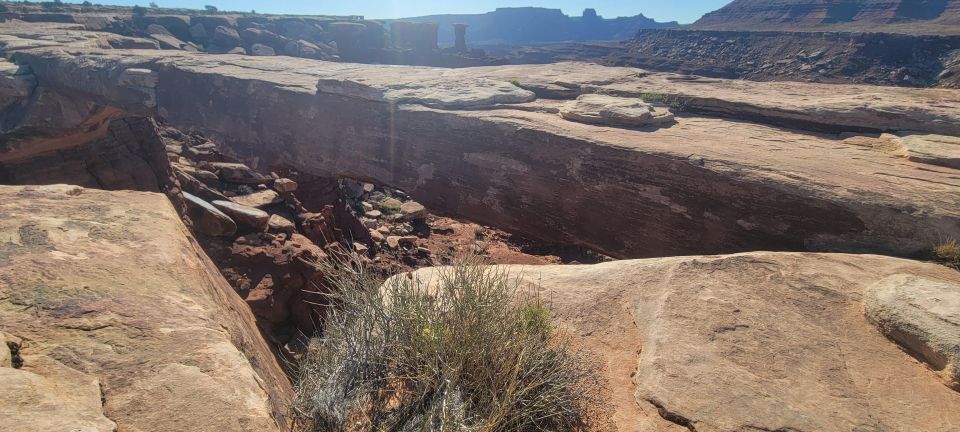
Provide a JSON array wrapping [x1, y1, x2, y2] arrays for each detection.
[[1, 3, 959, 432]]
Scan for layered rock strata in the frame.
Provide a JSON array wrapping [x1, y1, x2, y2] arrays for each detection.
[[3, 30, 960, 260]]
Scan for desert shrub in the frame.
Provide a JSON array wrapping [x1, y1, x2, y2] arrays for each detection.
[[293, 256, 607, 432], [933, 240, 960, 269]]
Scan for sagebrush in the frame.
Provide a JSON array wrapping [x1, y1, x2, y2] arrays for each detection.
[[293, 256, 607, 432]]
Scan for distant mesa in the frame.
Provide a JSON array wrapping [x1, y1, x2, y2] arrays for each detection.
[[398, 7, 679, 46]]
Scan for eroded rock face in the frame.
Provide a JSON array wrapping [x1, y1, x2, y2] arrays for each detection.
[[0, 184, 291, 431], [4, 32, 960, 259], [404, 253, 960, 431]]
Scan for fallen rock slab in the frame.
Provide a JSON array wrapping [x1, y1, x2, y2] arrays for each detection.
[[209, 162, 272, 185], [0, 184, 291, 431], [184, 191, 237, 236], [232, 189, 282, 209], [213, 199, 270, 231], [403, 253, 960, 431], [891, 132, 960, 169], [865, 274, 960, 390], [559, 94, 675, 127]]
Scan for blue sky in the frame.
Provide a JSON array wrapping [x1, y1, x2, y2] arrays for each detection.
[[87, 1, 732, 24]]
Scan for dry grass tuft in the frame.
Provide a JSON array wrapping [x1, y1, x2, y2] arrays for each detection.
[[293, 255, 607, 432], [933, 240, 960, 269]]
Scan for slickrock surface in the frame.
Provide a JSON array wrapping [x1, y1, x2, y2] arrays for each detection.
[[3, 27, 960, 258], [0, 184, 292, 431], [403, 253, 960, 431]]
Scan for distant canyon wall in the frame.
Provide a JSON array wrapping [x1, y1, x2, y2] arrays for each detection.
[[400, 7, 678, 46]]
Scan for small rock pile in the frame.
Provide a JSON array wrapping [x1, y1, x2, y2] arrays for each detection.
[[161, 126, 441, 351]]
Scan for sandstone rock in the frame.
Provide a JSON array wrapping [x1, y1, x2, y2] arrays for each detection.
[[10, 41, 960, 259], [0, 333, 11, 368], [240, 28, 289, 51], [379, 197, 403, 212], [177, 164, 220, 187], [146, 23, 191, 51], [174, 169, 229, 203], [865, 274, 960, 390], [891, 132, 960, 169], [250, 43, 276, 56], [232, 189, 282, 209], [0, 185, 290, 431], [365, 209, 383, 218], [401, 253, 960, 431], [212, 200, 270, 231], [560, 94, 675, 128], [1, 355, 117, 432], [211, 25, 241, 50], [284, 39, 335, 60], [183, 191, 237, 236], [189, 22, 208, 40], [273, 177, 297, 193], [400, 200, 427, 220], [267, 213, 296, 233], [209, 162, 271, 185], [226, 46, 247, 55], [385, 235, 417, 249], [369, 228, 386, 243]]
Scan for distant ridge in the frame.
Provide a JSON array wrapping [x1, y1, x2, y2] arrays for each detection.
[[692, 0, 960, 35], [400, 7, 678, 45]]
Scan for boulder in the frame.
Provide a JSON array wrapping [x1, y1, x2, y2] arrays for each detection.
[[210, 25, 241, 50], [174, 169, 229, 203], [284, 39, 336, 60], [559, 94, 675, 128], [250, 43, 276, 56], [865, 274, 960, 390], [273, 177, 297, 193], [189, 22, 208, 40], [401, 253, 960, 431], [208, 162, 271, 185], [232, 189, 282, 209], [400, 200, 427, 220], [240, 27, 289, 51], [267, 213, 296, 233], [183, 191, 237, 236], [147, 24, 192, 51], [0, 185, 290, 431], [212, 200, 270, 231]]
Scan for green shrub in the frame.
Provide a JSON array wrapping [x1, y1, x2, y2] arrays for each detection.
[[294, 256, 607, 431], [933, 240, 960, 269]]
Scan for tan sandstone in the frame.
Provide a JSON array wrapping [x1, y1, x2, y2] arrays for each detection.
[[403, 253, 960, 431], [0, 184, 292, 431]]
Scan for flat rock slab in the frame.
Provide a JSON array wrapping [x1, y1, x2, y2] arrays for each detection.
[[866, 274, 960, 390], [404, 253, 960, 431], [559, 94, 674, 127], [0, 184, 291, 431], [892, 132, 960, 169]]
